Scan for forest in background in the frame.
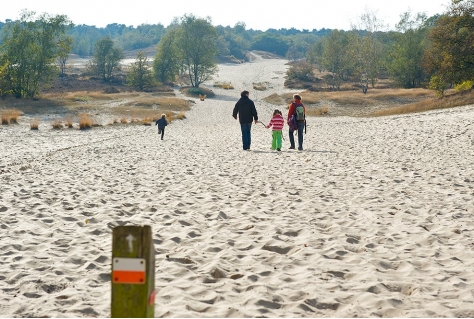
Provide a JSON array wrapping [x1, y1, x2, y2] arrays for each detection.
[[0, 0, 472, 100]]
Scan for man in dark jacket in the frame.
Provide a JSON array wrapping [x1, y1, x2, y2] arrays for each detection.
[[232, 90, 258, 150]]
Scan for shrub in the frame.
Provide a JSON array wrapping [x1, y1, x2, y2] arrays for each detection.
[[214, 82, 234, 89], [180, 86, 214, 98], [8, 110, 21, 124], [253, 82, 269, 91], [65, 117, 73, 128], [1, 109, 22, 124], [187, 87, 206, 96], [52, 120, 62, 129], [454, 80, 474, 92], [79, 113, 93, 129], [1, 113, 8, 125], [286, 62, 315, 82], [30, 119, 39, 130], [141, 117, 153, 125], [428, 75, 447, 97]]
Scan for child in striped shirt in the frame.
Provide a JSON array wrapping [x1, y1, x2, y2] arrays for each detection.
[[266, 109, 284, 151]]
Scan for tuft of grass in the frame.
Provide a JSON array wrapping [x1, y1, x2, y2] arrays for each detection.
[[214, 82, 234, 89], [30, 119, 39, 130], [8, 109, 22, 123], [65, 116, 74, 128], [141, 117, 153, 125], [79, 113, 93, 130], [1, 109, 22, 124], [120, 117, 127, 124], [52, 120, 63, 129], [1, 113, 8, 125], [253, 82, 269, 91], [176, 112, 186, 120]]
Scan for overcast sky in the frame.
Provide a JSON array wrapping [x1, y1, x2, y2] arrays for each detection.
[[1, 0, 449, 31]]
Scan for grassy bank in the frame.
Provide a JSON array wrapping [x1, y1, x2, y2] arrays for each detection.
[[0, 90, 193, 129], [264, 88, 473, 117]]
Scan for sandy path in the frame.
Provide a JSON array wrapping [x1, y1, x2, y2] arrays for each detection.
[[1, 54, 474, 317]]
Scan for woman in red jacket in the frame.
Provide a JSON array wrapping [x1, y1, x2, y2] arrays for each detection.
[[287, 94, 306, 150]]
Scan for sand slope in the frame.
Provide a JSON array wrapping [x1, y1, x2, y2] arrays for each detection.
[[1, 54, 474, 317]]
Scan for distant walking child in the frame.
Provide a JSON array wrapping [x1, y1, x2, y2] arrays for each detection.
[[155, 114, 168, 140], [266, 109, 284, 151]]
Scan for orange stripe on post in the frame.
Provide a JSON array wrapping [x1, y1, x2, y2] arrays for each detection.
[[113, 270, 146, 284]]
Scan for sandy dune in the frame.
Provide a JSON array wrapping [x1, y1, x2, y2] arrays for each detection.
[[1, 54, 474, 317]]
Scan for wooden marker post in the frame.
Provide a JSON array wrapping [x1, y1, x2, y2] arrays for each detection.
[[111, 225, 155, 318]]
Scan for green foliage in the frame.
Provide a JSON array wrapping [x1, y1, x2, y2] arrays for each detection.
[[57, 36, 73, 75], [387, 12, 430, 88], [0, 11, 72, 98], [321, 30, 351, 90], [69, 24, 103, 56], [0, 61, 12, 97], [286, 61, 315, 81], [251, 33, 289, 56], [176, 15, 218, 87], [454, 80, 473, 92], [118, 23, 166, 50], [428, 75, 447, 97], [127, 51, 155, 91], [349, 10, 386, 91], [187, 87, 206, 95], [216, 23, 251, 60], [424, 0, 474, 86], [88, 36, 124, 81], [153, 28, 180, 84], [306, 40, 324, 71]]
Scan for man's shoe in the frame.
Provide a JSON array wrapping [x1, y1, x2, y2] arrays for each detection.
[[289, 146, 295, 149], [298, 147, 303, 151], [277, 148, 281, 151]]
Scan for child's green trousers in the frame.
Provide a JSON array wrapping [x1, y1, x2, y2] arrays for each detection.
[[271, 130, 282, 150]]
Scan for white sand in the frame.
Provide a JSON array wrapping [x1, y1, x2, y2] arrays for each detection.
[[1, 54, 474, 317]]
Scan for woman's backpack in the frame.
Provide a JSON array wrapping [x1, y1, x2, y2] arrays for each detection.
[[295, 104, 305, 121]]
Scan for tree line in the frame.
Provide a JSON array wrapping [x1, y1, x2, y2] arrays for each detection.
[[0, 0, 472, 99], [301, 0, 474, 96]]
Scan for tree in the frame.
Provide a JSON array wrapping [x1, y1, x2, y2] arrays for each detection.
[[306, 40, 324, 71], [88, 36, 124, 81], [0, 11, 72, 98], [127, 51, 154, 91], [0, 60, 12, 98], [424, 0, 474, 87], [176, 15, 218, 87], [321, 30, 351, 90], [251, 33, 289, 56], [350, 10, 386, 93], [387, 12, 430, 88], [57, 36, 73, 76], [153, 28, 181, 84]]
